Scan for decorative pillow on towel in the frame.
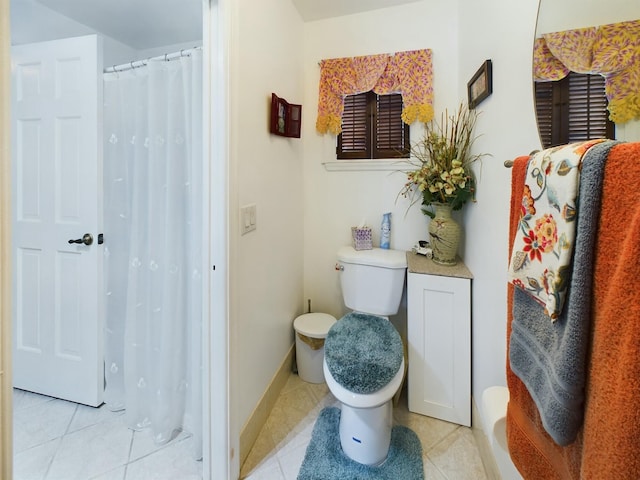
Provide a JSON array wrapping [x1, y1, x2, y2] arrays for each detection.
[[507, 139, 605, 320]]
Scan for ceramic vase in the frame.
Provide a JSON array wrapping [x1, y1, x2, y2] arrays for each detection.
[[428, 203, 460, 265]]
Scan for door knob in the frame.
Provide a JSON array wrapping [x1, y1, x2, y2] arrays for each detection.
[[68, 233, 93, 246]]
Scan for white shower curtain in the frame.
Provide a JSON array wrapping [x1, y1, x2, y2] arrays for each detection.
[[103, 50, 203, 459]]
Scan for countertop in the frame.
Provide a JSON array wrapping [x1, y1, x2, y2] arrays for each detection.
[[406, 252, 473, 279]]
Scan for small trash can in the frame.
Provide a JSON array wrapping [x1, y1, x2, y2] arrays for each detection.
[[293, 313, 337, 384]]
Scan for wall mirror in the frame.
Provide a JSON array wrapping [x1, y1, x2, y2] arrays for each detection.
[[534, 0, 640, 146]]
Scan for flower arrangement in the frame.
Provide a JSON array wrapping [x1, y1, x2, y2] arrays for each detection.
[[399, 104, 484, 217]]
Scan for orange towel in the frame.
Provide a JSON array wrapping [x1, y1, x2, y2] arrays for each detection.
[[506, 143, 640, 479], [581, 142, 640, 478]]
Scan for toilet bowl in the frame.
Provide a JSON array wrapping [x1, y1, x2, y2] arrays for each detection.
[[323, 247, 407, 465]]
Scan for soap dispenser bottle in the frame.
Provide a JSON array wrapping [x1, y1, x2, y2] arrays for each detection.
[[380, 212, 391, 249]]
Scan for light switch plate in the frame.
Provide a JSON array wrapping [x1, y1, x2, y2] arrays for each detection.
[[240, 204, 257, 235]]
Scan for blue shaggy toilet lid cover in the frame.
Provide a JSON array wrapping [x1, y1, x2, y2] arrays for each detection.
[[324, 312, 403, 394]]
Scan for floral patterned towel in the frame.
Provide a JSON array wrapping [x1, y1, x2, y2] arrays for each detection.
[[508, 139, 606, 320]]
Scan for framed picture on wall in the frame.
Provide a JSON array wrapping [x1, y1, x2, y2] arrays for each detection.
[[270, 93, 302, 138], [467, 60, 493, 109]]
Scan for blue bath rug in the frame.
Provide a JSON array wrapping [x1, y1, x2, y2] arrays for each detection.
[[297, 407, 424, 480]]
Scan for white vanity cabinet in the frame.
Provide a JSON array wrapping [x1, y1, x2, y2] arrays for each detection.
[[406, 253, 472, 426]]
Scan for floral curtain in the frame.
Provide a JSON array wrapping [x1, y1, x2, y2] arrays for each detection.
[[533, 19, 640, 124], [316, 48, 433, 135]]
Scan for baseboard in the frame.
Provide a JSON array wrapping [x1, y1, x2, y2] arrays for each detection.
[[471, 395, 502, 480], [239, 344, 295, 468]]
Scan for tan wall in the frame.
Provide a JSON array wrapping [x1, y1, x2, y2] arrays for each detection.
[[0, 0, 13, 477]]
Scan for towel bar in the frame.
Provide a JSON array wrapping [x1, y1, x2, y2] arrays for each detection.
[[504, 150, 540, 168]]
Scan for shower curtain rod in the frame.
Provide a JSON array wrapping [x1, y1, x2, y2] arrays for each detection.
[[104, 46, 202, 74]]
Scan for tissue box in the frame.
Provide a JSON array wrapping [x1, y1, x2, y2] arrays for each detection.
[[351, 227, 373, 250]]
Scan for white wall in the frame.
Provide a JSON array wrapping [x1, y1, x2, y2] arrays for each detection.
[[457, 0, 540, 405], [536, 0, 640, 34], [300, 0, 541, 427], [229, 0, 305, 428], [302, 0, 460, 324]]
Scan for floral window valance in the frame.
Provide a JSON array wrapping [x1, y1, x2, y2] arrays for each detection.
[[533, 19, 640, 124], [316, 49, 433, 135]]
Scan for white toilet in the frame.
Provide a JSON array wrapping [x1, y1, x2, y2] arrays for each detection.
[[323, 246, 407, 466]]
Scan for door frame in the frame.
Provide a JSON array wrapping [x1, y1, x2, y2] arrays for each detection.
[[1, 0, 13, 477], [204, 0, 234, 478], [0, 0, 232, 478]]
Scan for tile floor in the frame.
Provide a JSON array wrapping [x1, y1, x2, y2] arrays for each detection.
[[241, 373, 489, 480], [12, 388, 202, 480], [13, 373, 489, 480]]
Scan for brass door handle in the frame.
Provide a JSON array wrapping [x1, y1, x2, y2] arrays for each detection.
[[68, 233, 93, 246]]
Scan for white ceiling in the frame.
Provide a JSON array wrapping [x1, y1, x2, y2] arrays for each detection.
[[291, 0, 423, 22], [12, 0, 421, 49], [14, 0, 203, 49]]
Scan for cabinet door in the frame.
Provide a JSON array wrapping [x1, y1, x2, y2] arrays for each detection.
[[407, 272, 471, 426]]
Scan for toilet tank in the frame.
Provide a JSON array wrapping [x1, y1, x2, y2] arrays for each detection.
[[336, 246, 407, 316]]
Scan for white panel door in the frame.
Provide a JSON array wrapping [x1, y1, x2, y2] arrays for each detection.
[[11, 35, 103, 407]]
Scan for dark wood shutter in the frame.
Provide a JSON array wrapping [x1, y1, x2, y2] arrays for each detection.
[[337, 91, 409, 159], [567, 73, 612, 142], [535, 80, 554, 149], [337, 93, 370, 159], [535, 72, 614, 149], [375, 93, 409, 158]]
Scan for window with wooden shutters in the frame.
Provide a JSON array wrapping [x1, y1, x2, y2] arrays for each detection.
[[337, 91, 410, 159], [535, 72, 615, 149], [535, 80, 554, 148]]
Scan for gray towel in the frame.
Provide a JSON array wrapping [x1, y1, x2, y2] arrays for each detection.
[[509, 140, 618, 446]]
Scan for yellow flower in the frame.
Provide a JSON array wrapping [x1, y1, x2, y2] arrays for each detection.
[[428, 183, 439, 193], [444, 182, 455, 195]]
